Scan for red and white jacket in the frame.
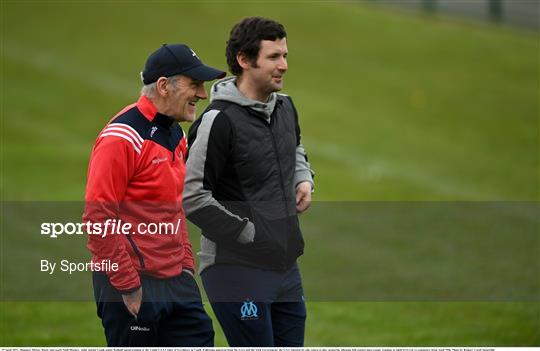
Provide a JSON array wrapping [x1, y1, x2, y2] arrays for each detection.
[[83, 96, 193, 293]]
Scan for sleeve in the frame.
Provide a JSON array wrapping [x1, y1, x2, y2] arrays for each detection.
[[83, 135, 141, 293], [183, 110, 255, 245], [287, 96, 315, 189]]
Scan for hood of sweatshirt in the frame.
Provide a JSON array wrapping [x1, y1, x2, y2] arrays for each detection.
[[210, 76, 277, 121]]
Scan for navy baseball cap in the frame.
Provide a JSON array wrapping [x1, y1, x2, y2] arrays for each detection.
[[142, 44, 226, 84]]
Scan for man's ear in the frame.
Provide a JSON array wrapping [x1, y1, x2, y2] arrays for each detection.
[[155, 77, 169, 97], [236, 52, 251, 71]]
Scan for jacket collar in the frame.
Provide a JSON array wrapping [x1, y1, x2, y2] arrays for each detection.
[[136, 95, 176, 128]]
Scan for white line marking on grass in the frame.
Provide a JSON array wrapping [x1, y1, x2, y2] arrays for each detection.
[[309, 141, 540, 222], [2, 42, 136, 152], [308, 140, 496, 200], [3, 42, 134, 99]]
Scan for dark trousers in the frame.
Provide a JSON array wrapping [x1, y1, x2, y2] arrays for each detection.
[[92, 271, 214, 347], [201, 263, 306, 347]]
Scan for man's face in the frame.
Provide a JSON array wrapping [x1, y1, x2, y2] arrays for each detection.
[[245, 38, 288, 96], [165, 75, 208, 122]]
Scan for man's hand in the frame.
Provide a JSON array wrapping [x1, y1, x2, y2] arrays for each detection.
[[295, 181, 312, 214], [122, 287, 142, 318]]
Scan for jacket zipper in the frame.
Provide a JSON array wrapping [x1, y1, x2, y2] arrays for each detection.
[[267, 103, 288, 204], [268, 129, 288, 205], [126, 235, 145, 269], [266, 104, 291, 267]]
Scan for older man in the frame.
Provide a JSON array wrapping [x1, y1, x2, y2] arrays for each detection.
[[83, 43, 224, 347]]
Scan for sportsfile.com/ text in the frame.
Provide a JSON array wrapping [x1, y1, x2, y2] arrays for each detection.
[[40, 218, 182, 238]]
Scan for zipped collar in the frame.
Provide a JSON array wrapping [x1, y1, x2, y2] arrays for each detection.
[[136, 95, 176, 128]]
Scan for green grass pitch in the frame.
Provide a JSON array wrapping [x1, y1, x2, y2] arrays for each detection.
[[1, 1, 538, 346]]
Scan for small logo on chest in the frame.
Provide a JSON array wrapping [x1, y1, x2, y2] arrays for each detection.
[[152, 156, 168, 164], [150, 126, 158, 138]]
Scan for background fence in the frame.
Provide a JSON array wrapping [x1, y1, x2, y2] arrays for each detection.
[[373, 0, 539, 29]]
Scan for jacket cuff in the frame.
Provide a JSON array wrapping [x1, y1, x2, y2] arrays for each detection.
[[295, 170, 314, 191], [236, 221, 255, 244]]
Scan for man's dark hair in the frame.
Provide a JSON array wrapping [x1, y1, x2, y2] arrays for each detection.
[[226, 17, 287, 76]]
